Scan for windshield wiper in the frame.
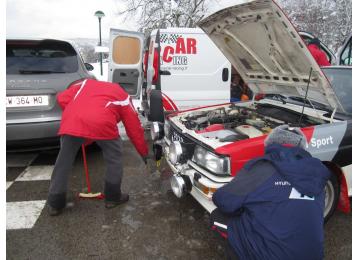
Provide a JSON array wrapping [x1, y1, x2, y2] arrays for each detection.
[[293, 96, 331, 112], [19, 70, 66, 74], [265, 94, 287, 104]]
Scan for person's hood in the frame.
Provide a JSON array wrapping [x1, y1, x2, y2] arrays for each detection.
[[198, 0, 345, 113], [256, 144, 330, 196], [308, 43, 320, 50]]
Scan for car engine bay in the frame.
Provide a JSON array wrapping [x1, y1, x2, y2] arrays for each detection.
[[179, 103, 325, 142]]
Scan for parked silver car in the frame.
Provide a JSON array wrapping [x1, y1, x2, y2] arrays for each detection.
[[6, 39, 95, 150]]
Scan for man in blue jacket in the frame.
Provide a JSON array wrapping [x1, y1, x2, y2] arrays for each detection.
[[211, 125, 331, 260]]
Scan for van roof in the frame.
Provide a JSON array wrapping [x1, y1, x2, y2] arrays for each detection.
[[151, 27, 205, 35]]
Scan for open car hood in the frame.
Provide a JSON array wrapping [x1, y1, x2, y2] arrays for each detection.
[[198, 0, 344, 112]]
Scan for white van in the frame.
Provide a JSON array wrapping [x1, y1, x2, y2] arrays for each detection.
[[108, 28, 231, 118]]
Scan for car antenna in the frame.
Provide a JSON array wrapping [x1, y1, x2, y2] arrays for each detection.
[[298, 67, 313, 126]]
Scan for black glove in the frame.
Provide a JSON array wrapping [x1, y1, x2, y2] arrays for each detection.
[[142, 156, 149, 165]]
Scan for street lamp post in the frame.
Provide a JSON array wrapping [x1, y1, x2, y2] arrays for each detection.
[[94, 10, 105, 76]]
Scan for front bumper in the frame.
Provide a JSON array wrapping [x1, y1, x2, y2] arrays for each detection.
[[163, 139, 232, 213]]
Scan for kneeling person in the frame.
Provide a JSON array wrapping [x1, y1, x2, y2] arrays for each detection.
[[211, 125, 330, 260]]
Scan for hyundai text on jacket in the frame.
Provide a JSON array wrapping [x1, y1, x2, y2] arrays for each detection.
[[213, 144, 331, 260]]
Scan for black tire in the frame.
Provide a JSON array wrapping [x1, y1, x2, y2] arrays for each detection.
[[149, 89, 164, 122], [324, 172, 340, 223]]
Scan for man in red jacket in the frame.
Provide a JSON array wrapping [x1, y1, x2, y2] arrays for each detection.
[[47, 79, 149, 216], [307, 38, 331, 66]]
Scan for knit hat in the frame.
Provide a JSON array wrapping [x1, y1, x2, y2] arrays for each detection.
[[309, 37, 321, 47], [264, 125, 307, 149]]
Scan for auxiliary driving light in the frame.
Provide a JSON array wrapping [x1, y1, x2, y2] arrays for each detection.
[[168, 141, 183, 164], [150, 122, 164, 141], [170, 174, 192, 198]]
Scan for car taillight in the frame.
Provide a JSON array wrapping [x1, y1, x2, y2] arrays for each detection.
[[152, 50, 159, 85]]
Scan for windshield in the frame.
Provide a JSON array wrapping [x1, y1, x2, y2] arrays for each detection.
[[322, 67, 352, 114], [6, 40, 79, 74]]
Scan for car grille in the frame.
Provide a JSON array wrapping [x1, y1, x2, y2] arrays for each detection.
[[168, 125, 196, 162]]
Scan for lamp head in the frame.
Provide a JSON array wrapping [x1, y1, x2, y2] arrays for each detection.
[[94, 10, 105, 18]]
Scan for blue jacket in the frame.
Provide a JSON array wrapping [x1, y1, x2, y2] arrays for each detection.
[[213, 144, 331, 260]]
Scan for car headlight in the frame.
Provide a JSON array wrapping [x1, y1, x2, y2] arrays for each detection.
[[192, 145, 230, 175], [150, 122, 164, 141], [168, 141, 183, 164]]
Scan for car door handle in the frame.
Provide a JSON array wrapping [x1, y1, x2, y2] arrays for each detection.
[[222, 68, 229, 81]]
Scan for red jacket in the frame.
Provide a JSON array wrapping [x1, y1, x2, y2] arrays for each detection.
[[57, 79, 148, 156], [307, 44, 331, 66]]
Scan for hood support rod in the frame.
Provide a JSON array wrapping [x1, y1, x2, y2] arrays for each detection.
[[298, 67, 312, 126]]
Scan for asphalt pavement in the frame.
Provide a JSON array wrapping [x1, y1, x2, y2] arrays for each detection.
[[6, 140, 352, 259]]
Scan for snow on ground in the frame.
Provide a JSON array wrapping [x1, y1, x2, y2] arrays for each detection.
[[90, 62, 109, 82]]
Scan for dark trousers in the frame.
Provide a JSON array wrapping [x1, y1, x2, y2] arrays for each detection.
[[210, 208, 239, 260], [48, 135, 123, 209]]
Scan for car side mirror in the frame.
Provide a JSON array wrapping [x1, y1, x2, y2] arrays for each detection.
[[84, 63, 94, 71], [160, 70, 171, 76]]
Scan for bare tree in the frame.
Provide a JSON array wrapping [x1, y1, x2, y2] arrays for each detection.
[[278, 0, 352, 52], [117, 0, 212, 34], [79, 45, 98, 63], [117, 0, 351, 52]]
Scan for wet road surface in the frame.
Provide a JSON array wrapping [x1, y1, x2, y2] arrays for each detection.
[[6, 141, 351, 259]]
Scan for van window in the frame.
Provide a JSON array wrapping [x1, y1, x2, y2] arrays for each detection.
[[112, 36, 141, 64], [6, 40, 78, 74], [339, 37, 352, 66]]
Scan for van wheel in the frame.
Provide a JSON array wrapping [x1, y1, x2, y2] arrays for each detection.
[[324, 172, 340, 222], [149, 89, 164, 122]]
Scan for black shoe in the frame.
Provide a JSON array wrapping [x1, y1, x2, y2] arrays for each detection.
[[47, 193, 66, 216], [48, 206, 63, 216], [47, 192, 66, 216], [105, 193, 129, 209]]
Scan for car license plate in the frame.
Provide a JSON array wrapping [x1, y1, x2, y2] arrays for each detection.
[[6, 95, 49, 108]]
